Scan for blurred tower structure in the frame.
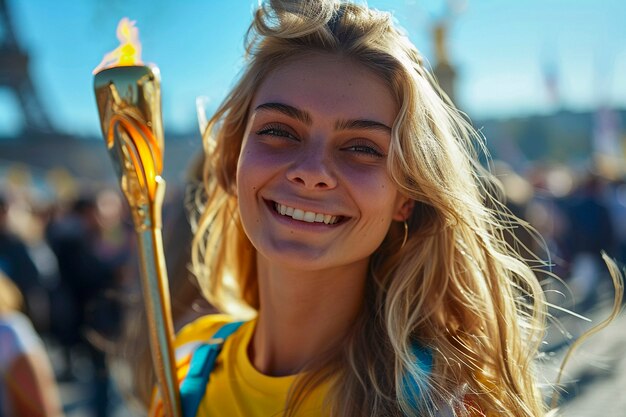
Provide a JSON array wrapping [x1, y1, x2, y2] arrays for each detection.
[[429, 0, 465, 105], [0, 0, 52, 134], [432, 22, 457, 104]]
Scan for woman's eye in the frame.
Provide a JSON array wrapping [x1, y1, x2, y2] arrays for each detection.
[[344, 141, 384, 158], [255, 124, 297, 140]]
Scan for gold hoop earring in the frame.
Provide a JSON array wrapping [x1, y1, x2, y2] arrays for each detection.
[[401, 220, 408, 249]]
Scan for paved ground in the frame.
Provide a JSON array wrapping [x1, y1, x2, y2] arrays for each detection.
[[545, 301, 626, 417], [48, 342, 140, 417]]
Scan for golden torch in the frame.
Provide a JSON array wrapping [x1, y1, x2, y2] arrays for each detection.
[[93, 18, 181, 417]]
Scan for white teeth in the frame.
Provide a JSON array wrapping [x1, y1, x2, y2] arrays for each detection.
[[274, 202, 340, 224], [292, 208, 304, 221], [303, 211, 316, 222]]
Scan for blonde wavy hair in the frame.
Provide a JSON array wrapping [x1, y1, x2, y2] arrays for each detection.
[[188, 1, 620, 416]]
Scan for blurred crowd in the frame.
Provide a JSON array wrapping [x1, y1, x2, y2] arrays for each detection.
[[495, 159, 626, 311], [0, 176, 135, 416], [0, 158, 625, 415]]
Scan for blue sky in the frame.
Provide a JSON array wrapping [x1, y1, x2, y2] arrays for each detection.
[[1, 0, 625, 137]]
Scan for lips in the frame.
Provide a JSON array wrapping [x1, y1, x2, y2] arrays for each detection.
[[272, 201, 342, 224]]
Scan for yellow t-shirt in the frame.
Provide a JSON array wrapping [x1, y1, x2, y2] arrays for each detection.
[[150, 315, 330, 417]]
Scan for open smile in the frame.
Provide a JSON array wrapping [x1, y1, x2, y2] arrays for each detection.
[[268, 200, 345, 225]]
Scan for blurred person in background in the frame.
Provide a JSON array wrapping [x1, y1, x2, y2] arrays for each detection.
[[561, 173, 616, 311], [604, 178, 626, 265], [0, 270, 64, 417], [0, 193, 41, 320], [46, 192, 127, 417]]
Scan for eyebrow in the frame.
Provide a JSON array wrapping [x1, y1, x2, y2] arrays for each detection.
[[334, 118, 391, 134], [254, 102, 392, 134], [254, 102, 311, 125]]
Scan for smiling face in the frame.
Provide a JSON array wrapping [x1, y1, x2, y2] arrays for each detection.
[[236, 53, 409, 273]]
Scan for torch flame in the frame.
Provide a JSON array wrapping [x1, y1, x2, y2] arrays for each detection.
[[93, 17, 143, 74]]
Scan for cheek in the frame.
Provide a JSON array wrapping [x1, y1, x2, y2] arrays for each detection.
[[372, 188, 404, 227], [236, 144, 279, 222], [238, 141, 288, 180], [237, 145, 265, 190], [236, 152, 259, 217], [343, 166, 398, 208], [344, 172, 401, 230]]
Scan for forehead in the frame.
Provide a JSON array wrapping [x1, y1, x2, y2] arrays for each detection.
[[251, 53, 398, 126]]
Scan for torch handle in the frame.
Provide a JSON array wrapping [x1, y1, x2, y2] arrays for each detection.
[[137, 226, 182, 417]]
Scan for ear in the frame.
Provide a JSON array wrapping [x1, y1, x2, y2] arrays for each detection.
[[392, 196, 414, 221]]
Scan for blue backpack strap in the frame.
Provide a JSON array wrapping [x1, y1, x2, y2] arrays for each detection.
[[180, 320, 245, 417], [402, 343, 433, 409]]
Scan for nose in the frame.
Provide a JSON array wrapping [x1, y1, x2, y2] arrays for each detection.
[[286, 144, 337, 190]]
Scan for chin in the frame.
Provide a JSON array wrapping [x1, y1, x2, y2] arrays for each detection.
[[258, 243, 371, 275], [261, 247, 331, 271]]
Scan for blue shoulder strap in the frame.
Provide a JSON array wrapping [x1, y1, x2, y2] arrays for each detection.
[[402, 344, 433, 409], [180, 320, 245, 417]]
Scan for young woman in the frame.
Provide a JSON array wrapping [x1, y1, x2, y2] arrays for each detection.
[[149, 1, 620, 416]]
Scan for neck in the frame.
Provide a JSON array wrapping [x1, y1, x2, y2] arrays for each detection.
[[249, 255, 368, 376]]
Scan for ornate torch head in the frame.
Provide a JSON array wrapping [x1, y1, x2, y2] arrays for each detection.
[[94, 64, 165, 230]]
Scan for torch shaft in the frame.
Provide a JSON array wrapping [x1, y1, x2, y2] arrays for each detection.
[[137, 226, 181, 416]]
